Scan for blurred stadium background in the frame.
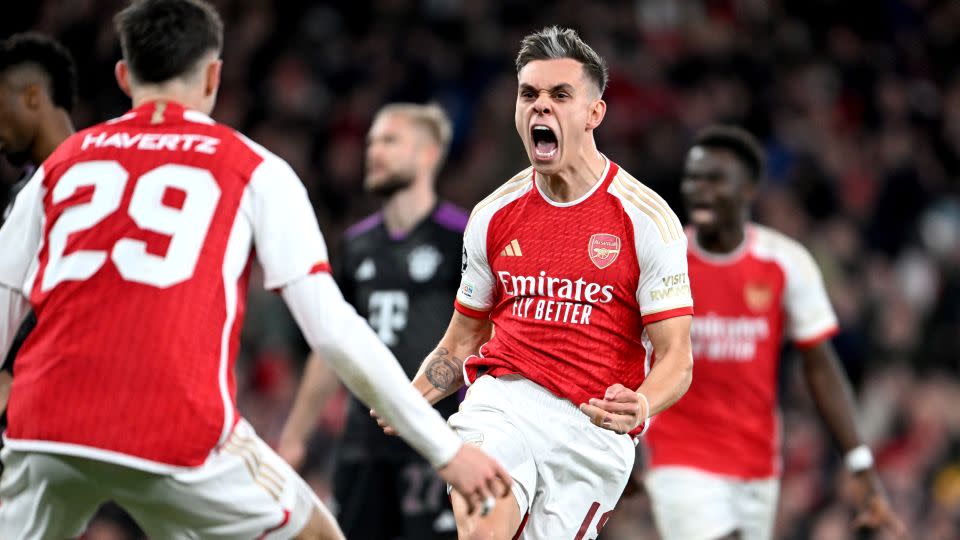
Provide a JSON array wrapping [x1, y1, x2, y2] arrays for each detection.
[[3, 1, 960, 538]]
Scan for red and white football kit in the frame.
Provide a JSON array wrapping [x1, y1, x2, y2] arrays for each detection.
[[644, 224, 839, 540], [0, 101, 462, 539], [451, 159, 693, 539]]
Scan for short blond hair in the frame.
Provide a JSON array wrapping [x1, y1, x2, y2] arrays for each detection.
[[375, 102, 453, 167]]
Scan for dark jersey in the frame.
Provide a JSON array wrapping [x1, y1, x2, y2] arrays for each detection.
[[336, 201, 468, 461]]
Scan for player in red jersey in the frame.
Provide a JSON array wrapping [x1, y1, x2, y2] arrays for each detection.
[[643, 126, 905, 539], [373, 27, 693, 539], [0, 1, 509, 539]]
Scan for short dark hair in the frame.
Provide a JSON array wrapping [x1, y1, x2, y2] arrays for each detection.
[[516, 26, 609, 96], [692, 125, 766, 182], [114, 0, 223, 84], [0, 33, 77, 112]]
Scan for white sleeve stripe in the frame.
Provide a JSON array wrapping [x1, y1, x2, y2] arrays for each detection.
[[615, 172, 682, 241], [611, 181, 675, 243]]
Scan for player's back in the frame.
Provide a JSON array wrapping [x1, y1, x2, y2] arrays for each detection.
[[7, 100, 273, 471]]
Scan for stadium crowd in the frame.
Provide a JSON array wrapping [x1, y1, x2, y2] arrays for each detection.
[[3, 0, 959, 538]]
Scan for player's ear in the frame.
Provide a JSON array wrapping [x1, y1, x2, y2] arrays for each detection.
[[115, 61, 133, 98], [586, 98, 606, 131], [203, 59, 222, 99]]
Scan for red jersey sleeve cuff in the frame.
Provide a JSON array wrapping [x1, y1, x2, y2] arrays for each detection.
[[454, 299, 490, 319], [794, 326, 839, 349], [308, 261, 331, 275], [641, 305, 694, 326]]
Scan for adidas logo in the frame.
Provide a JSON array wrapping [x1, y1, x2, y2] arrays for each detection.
[[500, 239, 523, 257]]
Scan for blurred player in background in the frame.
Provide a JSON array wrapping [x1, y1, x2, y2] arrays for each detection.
[[0, 32, 77, 420], [0, 1, 509, 538], [277, 103, 467, 540], [374, 26, 694, 539], [642, 126, 905, 539]]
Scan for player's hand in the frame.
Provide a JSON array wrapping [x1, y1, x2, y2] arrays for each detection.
[[851, 470, 908, 538], [438, 444, 512, 516], [579, 383, 647, 435], [276, 437, 307, 470], [369, 408, 398, 436]]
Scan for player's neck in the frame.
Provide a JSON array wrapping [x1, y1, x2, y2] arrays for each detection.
[[536, 145, 606, 203], [33, 109, 75, 164], [130, 84, 206, 115], [695, 224, 747, 254], [382, 180, 437, 237]]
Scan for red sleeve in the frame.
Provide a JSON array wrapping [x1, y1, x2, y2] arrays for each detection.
[[641, 305, 694, 326], [454, 299, 490, 319]]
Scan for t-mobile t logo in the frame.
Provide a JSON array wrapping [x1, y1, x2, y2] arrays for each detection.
[[368, 290, 409, 346]]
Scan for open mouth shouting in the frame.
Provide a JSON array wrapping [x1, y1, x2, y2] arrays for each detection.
[[687, 200, 718, 226], [531, 124, 559, 162]]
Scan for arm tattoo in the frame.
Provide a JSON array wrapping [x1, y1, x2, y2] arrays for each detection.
[[425, 347, 462, 392]]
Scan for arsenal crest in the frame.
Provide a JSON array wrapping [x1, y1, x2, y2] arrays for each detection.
[[589, 233, 621, 269], [744, 282, 774, 312]]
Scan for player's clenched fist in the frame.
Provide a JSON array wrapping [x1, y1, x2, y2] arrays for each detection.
[[438, 444, 512, 516], [579, 383, 649, 435]]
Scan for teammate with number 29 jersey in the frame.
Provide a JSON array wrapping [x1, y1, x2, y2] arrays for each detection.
[[1, 101, 332, 468]]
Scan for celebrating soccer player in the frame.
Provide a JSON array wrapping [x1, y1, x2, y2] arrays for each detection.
[[278, 103, 468, 540], [642, 126, 905, 539], [0, 1, 509, 538], [373, 26, 694, 539]]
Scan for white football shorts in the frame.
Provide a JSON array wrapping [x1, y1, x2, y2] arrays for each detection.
[[448, 374, 635, 539], [0, 418, 319, 539], [644, 466, 780, 540]]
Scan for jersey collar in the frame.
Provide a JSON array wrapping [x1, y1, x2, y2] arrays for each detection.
[[533, 156, 616, 208]]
